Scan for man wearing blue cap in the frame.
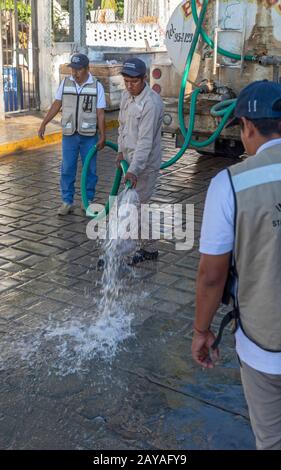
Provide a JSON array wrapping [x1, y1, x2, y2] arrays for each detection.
[[116, 58, 164, 265], [38, 53, 106, 215], [191, 80, 281, 449]]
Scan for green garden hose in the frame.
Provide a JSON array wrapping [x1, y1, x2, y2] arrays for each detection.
[[175, 0, 241, 154], [81, 140, 131, 219], [191, 0, 255, 63]]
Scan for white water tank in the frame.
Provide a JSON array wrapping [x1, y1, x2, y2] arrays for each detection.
[[165, 0, 281, 75]]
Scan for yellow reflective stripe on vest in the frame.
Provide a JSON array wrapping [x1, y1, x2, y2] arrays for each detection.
[[232, 163, 281, 193]]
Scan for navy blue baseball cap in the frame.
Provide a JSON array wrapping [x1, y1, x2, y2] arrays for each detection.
[[121, 58, 147, 77], [68, 53, 89, 69], [227, 80, 281, 127]]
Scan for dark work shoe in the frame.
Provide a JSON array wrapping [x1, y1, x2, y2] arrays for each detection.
[[129, 249, 159, 266], [97, 258, 105, 270]]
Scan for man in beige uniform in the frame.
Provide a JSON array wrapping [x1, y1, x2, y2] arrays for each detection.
[[117, 58, 164, 265], [192, 80, 281, 449]]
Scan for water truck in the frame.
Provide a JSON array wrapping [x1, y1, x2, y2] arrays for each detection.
[[150, 0, 281, 157]]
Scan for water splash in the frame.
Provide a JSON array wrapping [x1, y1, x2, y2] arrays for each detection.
[[92, 188, 140, 360], [100, 188, 140, 308], [0, 189, 142, 376]]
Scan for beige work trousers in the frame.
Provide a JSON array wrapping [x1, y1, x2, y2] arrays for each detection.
[[240, 360, 281, 450], [135, 170, 159, 253]]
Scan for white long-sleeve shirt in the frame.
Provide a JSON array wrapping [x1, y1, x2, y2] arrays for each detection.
[[118, 85, 164, 176]]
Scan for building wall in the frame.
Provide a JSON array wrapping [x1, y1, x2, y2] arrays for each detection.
[[124, 0, 159, 23], [124, 0, 180, 26], [38, 0, 86, 111], [0, 0, 180, 113], [86, 0, 181, 49]]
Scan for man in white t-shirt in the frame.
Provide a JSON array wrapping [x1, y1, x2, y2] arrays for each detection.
[[38, 53, 106, 216], [191, 80, 281, 450]]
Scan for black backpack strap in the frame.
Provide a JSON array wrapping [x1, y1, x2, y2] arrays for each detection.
[[212, 168, 241, 351], [211, 308, 239, 350]]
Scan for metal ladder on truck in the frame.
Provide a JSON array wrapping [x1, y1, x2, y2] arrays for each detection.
[[212, 0, 247, 75]]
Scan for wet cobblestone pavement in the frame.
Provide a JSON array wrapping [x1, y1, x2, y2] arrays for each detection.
[[0, 130, 255, 449]]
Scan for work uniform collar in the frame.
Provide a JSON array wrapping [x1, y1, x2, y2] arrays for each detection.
[[129, 83, 149, 103], [69, 73, 93, 88], [256, 137, 281, 155]]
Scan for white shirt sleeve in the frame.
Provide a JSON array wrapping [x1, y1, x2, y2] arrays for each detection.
[[55, 79, 65, 101], [97, 82, 106, 109], [199, 169, 235, 255]]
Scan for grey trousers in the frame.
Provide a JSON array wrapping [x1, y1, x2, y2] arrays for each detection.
[[240, 360, 281, 450], [134, 170, 159, 253]]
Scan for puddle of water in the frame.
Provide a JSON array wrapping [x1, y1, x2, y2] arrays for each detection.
[[0, 189, 143, 376]]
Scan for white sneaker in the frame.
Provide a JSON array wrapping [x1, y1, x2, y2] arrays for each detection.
[[57, 203, 74, 216]]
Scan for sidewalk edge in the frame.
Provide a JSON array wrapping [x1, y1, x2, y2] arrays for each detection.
[[0, 119, 119, 157]]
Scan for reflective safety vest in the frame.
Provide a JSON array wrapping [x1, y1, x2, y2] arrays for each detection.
[[215, 143, 281, 352], [61, 77, 98, 136]]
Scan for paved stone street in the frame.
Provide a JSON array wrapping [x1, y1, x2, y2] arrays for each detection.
[[0, 130, 255, 449]]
